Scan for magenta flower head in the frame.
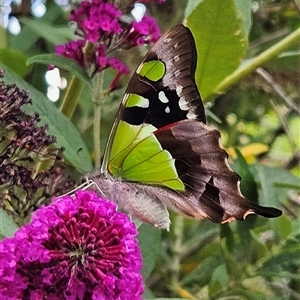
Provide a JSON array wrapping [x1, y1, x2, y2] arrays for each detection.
[[0, 190, 144, 300], [55, 0, 162, 79]]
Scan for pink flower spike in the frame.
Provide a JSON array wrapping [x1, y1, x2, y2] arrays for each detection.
[[128, 15, 161, 46], [55, 40, 86, 67], [0, 190, 144, 299], [109, 57, 130, 74]]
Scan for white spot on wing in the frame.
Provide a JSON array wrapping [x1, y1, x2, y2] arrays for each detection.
[[176, 85, 183, 95], [174, 70, 181, 77], [187, 110, 197, 119], [158, 91, 169, 103], [164, 37, 172, 43], [165, 106, 170, 113], [125, 93, 149, 108], [137, 97, 150, 108], [136, 64, 143, 75], [174, 55, 180, 62], [178, 97, 189, 110]]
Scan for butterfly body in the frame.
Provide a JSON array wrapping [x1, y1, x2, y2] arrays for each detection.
[[90, 24, 281, 230]]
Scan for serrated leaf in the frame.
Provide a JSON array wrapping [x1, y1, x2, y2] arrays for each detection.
[[138, 224, 162, 279], [186, 0, 248, 100], [1, 63, 93, 172], [27, 54, 92, 87], [0, 208, 19, 238]]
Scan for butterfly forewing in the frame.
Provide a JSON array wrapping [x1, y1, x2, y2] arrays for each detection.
[[102, 24, 206, 187]]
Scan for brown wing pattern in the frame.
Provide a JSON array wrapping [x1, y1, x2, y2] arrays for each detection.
[[120, 24, 206, 128], [155, 119, 282, 223]]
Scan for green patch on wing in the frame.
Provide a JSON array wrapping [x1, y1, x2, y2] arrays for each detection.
[[108, 120, 184, 191], [125, 94, 149, 108], [137, 60, 165, 81]]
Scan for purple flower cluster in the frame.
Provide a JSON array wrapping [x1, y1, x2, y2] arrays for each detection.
[[0, 69, 74, 221], [55, 0, 161, 77], [0, 190, 144, 300]]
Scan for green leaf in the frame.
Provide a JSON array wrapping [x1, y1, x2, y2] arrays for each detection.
[[233, 150, 260, 240], [0, 208, 19, 239], [20, 18, 74, 45], [138, 224, 163, 279], [186, 0, 248, 100], [292, 217, 300, 234], [267, 50, 300, 71], [27, 54, 92, 87], [1, 63, 93, 172], [271, 214, 292, 240], [182, 255, 224, 287], [257, 229, 300, 278], [234, 0, 252, 36], [220, 224, 235, 253], [146, 298, 188, 300], [234, 149, 259, 203], [231, 287, 267, 300], [184, 0, 204, 17], [252, 164, 280, 208], [0, 48, 31, 77], [252, 164, 299, 208], [143, 287, 155, 300], [9, 3, 66, 52], [257, 243, 300, 278], [211, 264, 229, 288]]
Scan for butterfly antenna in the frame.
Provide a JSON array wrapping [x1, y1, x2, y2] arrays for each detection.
[[57, 177, 106, 200]]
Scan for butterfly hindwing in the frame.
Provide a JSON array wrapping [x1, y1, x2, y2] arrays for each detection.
[[93, 24, 281, 229], [154, 119, 281, 223]]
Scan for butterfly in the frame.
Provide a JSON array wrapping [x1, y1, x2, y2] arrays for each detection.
[[90, 24, 282, 230]]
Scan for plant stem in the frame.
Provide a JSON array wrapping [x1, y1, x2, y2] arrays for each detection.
[[170, 214, 184, 294], [0, 26, 7, 48], [93, 71, 104, 168], [214, 27, 300, 95], [256, 67, 300, 114], [60, 76, 82, 119]]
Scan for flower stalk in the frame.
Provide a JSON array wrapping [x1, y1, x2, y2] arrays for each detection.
[[214, 27, 300, 96], [93, 71, 105, 168], [59, 75, 82, 119]]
